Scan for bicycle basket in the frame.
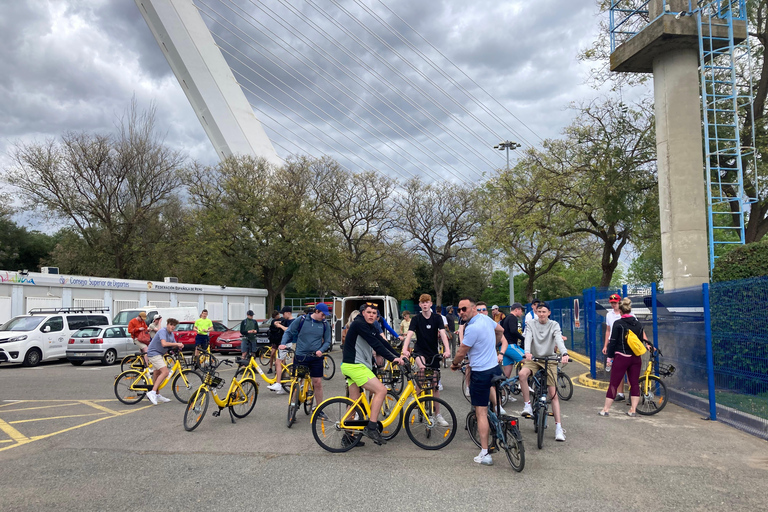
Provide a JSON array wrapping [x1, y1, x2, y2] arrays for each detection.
[[656, 362, 676, 377], [414, 368, 440, 390], [203, 372, 224, 388], [293, 365, 310, 378], [376, 368, 394, 385]]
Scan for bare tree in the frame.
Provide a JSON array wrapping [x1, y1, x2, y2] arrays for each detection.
[[4, 100, 184, 278], [395, 178, 479, 306]]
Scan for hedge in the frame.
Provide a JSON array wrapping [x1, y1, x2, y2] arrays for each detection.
[[712, 239, 768, 282]]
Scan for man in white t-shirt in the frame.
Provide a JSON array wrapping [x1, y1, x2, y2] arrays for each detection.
[[522, 300, 542, 332], [602, 293, 633, 401], [451, 296, 505, 466]]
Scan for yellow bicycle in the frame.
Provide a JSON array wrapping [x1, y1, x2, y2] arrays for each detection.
[[286, 358, 315, 428], [235, 352, 293, 392], [114, 349, 203, 404], [183, 359, 258, 431], [311, 359, 457, 452]]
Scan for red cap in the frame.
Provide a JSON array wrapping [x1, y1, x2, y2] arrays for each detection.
[[609, 294, 621, 303]]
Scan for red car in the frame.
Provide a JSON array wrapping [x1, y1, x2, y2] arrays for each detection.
[[174, 321, 231, 351], [211, 319, 273, 354]]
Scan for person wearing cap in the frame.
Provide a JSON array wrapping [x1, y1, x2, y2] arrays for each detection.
[[128, 312, 150, 367], [278, 303, 332, 414], [240, 310, 260, 359], [491, 305, 505, 323], [268, 306, 295, 394], [499, 303, 526, 380], [603, 293, 634, 401], [523, 300, 542, 332]]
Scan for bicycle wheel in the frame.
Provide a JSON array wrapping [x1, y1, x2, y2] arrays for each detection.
[[462, 378, 472, 403], [172, 369, 203, 403], [322, 354, 336, 380], [381, 390, 403, 440], [114, 370, 149, 404], [287, 386, 299, 428], [557, 371, 574, 401], [120, 354, 141, 372], [404, 397, 456, 450], [259, 347, 272, 367], [637, 375, 668, 415], [536, 407, 546, 449], [303, 382, 315, 415], [501, 423, 525, 472], [311, 397, 365, 453], [230, 378, 258, 418], [183, 389, 209, 431], [465, 410, 480, 448], [279, 365, 293, 392], [234, 365, 255, 382], [499, 385, 510, 407], [391, 371, 405, 396]]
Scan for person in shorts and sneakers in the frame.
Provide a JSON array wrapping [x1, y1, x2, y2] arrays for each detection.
[[145, 318, 184, 405], [451, 297, 505, 466], [269, 307, 294, 394], [520, 302, 569, 442], [240, 310, 260, 360], [266, 310, 282, 374], [193, 309, 213, 363], [279, 303, 332, 414], [128, 312, 150, 367]]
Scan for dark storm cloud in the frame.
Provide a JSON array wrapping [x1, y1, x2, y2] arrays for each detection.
[[0, 0, 615, 181]]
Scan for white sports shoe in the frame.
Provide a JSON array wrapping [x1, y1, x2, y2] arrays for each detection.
[[555, 425, 566, 442], [267, 383, 282, 392], [435, 414, 449, 427], [146, 390, 158, 405], [156, 394, 171, 403], [274, 387, 287, 395], [521, 403, 533, 418], [473, 453, 493, 465], [438, 380, 444, 391], [498, 406, 507, 415]]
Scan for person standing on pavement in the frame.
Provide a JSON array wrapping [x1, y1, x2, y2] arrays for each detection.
[[266, 311, 282, 374], [399, 310, 412, 340], [145, 318, 184, 405], [600, 298, 651, 417], [520, 302, 569, 442], [268, 307, 294, 394], [602, 293, 632, 401], [278, 303, 332, 412], [491, 305, 505, 323], [193, 309, 213, 363], [445, 306, 457, 356], [451, 297, 505, 466], [128, 312, 150, 367], [240, 310, 260, 360], [499, 303, 526, 378]]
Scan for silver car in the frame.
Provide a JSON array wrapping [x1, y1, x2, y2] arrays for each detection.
[[66, 325, 134, 366]]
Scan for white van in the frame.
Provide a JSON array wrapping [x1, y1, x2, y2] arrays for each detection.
[[338, 296, 401, 343], [112, 307, 198, 327], [0, 308, 111, 367]]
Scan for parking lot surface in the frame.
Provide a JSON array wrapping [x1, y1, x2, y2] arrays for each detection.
[[0, 354, 765, 512]]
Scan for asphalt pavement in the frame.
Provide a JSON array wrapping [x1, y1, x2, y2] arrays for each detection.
[[0, 353, 765, 512]]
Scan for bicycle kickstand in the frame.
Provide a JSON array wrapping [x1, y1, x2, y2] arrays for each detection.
[[229, 407, 237, 424]]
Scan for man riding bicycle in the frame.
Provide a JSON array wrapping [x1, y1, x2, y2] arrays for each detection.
[[520, 302, 569, 442], [342, 303, 404, 445]]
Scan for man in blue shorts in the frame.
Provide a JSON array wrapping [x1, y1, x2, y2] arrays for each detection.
[[451, 297, 505, 466]]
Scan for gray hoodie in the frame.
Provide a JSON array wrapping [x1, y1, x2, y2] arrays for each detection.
[[524, 318, 567, 358]]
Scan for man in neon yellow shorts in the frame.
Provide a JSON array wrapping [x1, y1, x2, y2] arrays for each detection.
[[341, 303, 404, 445]]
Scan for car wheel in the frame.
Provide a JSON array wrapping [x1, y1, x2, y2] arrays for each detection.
[[70, 360, 85, 366], [22, 348, 42, 367], [102, 349, 117, 366]]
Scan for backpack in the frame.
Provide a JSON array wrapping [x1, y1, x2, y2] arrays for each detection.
[[626, 328, 647, 356], [296, 314, 328, 338]]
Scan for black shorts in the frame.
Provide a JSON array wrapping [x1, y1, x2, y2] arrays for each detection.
[[294, 354, 323, 379], [195, 335, 210, 348], [413, 352, 441, 369], [270, 340, 280, 349], [469, 365, 502, 407]]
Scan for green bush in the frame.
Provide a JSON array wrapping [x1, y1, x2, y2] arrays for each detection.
[[712, 239, 768, 282]]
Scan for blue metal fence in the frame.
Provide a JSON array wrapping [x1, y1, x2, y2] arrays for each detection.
[[540, 277, 768, 440]]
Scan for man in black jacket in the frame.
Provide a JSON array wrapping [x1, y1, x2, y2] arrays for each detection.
[[499, 303, 525, 378]]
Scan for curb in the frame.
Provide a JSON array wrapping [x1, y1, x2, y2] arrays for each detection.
[[577, 372, 609, 391], [568, 350, 605, 371]]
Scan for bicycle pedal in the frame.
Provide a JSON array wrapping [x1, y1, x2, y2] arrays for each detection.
[[212, 411, 220, 417]]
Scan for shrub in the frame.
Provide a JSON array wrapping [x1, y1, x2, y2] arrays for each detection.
[[712, 239, 768, 282]]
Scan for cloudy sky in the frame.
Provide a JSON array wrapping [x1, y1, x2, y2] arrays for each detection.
[[0, 0, 647, 186]]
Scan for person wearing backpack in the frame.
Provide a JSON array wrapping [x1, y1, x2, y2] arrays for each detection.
[[240, 310, 260, 360], [600, 298, 652, 417]]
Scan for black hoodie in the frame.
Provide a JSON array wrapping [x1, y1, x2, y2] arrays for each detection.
[[607, 316, 646, 358]]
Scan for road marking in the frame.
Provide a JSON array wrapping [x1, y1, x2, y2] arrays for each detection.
[[9, 412, 107, 424], [0, 439, 13, 444], [0, 403, 79, 413], [79, 400, 119, 415], [0, 417, 30, 443]]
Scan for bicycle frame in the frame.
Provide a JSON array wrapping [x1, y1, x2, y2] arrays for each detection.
[[240, 355, 292, 387], [190, 374, 250, 409], [288, 369, 313, 405], [336, 378, 432, 432], [133, 356, 190, 392]]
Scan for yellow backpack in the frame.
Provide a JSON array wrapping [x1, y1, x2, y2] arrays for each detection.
[[626, 328, 647, 356]]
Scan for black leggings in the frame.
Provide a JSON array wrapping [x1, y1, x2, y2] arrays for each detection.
[[607, 353, 641, 399]]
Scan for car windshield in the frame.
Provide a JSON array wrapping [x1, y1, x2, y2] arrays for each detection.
[[176, 323, 195, 331], [113, 310, 141, 325], [0, 316, 44, 332], [73, 327, 102, 338]]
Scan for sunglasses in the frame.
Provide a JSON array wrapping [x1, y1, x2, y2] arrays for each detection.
[[365, 302, 379, 307], [458, 306, 469, 312], [477, 308, 487, 312]]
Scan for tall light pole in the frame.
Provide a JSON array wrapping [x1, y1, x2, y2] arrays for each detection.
[[494, 140, 521, 307]]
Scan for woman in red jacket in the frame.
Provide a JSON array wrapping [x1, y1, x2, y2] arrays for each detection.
[[127, 312, 150, 367]]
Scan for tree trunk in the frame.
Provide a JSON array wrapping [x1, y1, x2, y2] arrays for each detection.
[[432, 264, 445, 307]]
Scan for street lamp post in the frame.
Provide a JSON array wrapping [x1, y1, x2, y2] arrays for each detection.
[[494, 140, 521, 307]]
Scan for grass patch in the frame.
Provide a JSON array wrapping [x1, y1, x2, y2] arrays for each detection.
[[690, 390, 768, 420]]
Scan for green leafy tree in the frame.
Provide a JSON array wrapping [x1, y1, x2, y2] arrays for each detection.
[[0, 216, 58, 272]]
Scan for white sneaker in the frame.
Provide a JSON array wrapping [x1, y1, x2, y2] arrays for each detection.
[[146, 390, 158, 405], [156, 394, 171, 403], [555, 425, 566, 442], [473, 453, 493, 465], [435, 414, 449, 427], [507, 396, 518, 402], [267, 383, 282, 392], [438, 380, 444, 391], [498, 406, 507, 415], [521, 403, 533, 418], [274, 387, 287, 395]]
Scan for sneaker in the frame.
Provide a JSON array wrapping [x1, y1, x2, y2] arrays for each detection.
[[156, 394, 171, 403], [473, 453, 493, 465], [435, 414, 449, 427], [274, 387, 287, 395], [146, 390, 158, 405], [521, 403, 533, 418], [267, 383, 282, 391], [598, 410, 609, 417], [498, 406, 507, 415], [507, 396, 517, 402], [342, 434, 366, 448], [267, 368, 273, 375], [438, 380, 444, 391], [363, 425, 386, 445], [616, 393, 626, 401], [555, 425, 566, 442]]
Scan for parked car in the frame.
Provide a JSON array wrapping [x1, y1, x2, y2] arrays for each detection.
[[211, 319, 273, 354], [173, 321, 230, 351], [0, 308, 111, 367], [66, 325, 134, 366]]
